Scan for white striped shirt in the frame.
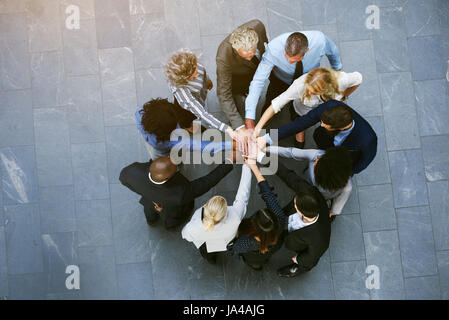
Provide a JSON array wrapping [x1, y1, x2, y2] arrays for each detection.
[[169, 64, 228, 132]]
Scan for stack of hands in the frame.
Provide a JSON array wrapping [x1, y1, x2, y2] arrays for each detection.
[[228, 127, 268, 164]]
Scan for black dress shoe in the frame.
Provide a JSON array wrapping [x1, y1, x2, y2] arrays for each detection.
[[294, 140, 305, 149], [241, 256, 263, 271], [277, 263, 301, 278], [206, 257, 217, 265], [146, 217, 159, 227], [247, 263, 263, 271]]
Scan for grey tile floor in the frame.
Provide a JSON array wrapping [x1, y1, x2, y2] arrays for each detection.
[[0, 0, 448, 300]]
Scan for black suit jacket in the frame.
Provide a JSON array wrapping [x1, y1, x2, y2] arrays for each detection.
[[276, 100, 378, 174], [119, 162, 233, 228], [276, 162, 331, 273]]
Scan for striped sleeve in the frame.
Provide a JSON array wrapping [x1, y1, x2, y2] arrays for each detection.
[[174, 87, 228, 132], [197, 63, 210, 83], [258, 180, 287, 230]]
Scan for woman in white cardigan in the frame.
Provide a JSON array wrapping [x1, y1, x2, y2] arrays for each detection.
[[181, 164, 252, 264], [255, 67, 362, 147], [266, 145, 353, 221]]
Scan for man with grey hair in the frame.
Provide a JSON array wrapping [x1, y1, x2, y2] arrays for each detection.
[[247, 31, 342, 148], [216, 19, 268, 130]]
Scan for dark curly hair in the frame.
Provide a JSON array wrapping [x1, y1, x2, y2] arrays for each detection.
[[314, 146, 353, 191], [140, 98, 178, 143]]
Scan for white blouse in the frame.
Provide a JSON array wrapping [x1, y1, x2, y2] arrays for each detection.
[[181, 165, 252, 253], [271, 70, 363, 116]]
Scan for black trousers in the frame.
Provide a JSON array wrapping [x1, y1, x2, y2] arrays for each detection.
[[240, 234, 284, 266], [262, 73, 299, 121], [199, 243, 218, 264]]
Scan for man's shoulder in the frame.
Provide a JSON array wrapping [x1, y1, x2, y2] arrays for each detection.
[[167, 171, 189, 184], [300, 30, 325, 42], [241, 19, 265, 30], [267, 32, 290, 50], [350, 109, 377, 139], [216, 36, 233, 62]]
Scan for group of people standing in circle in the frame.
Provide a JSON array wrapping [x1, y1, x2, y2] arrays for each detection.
[[119, 19, 377, 277]]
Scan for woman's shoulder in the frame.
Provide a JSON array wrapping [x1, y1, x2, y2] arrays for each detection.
[[336, 70, 363, 86]]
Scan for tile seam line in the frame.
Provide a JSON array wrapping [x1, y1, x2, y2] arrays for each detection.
[[16, 0, 45, 299], [93, 0, 119, 299], [425, 182, 444, 300], [133, 0, 155, 299]]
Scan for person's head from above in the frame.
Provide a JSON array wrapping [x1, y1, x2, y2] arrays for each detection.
[[238, 208, 280, 253], [294, 189, 320, 221], [149, 156, 177, 183], [230, 26, 259, 61], [165, 49, 198, 86], [313, 146, 353, 191], [202, 196, 228, 232], [320, 105, 354, 132], [285, 32, 309, 64], [140, 98, 178, 142], [303, 68, 342, 102]]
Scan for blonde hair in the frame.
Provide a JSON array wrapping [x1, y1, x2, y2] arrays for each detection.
[[302, 68, 343, 103], [165, 49, 198, 87], [229, 27, 259, 52], [202, 196, 227, 232]]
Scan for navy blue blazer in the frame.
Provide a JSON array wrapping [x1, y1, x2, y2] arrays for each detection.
[[275, 100, 377, 174]]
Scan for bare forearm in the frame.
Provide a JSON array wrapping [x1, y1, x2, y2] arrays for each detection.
[[343, 85, 360, 99], [248, 163, 265, 182], [255, 105, 275, 136]]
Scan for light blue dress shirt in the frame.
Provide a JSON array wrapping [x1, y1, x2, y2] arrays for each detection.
[[135, 106, 231, 156], [245, 31, 342, 120], [333, 121, 355, 146]]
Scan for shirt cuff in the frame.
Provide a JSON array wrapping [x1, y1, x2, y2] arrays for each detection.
[[245, 108, 256, 120], [271, 98, 282, 114], [256, 151, 265, 163], [265, 133, 272, 145], [223, 141, 233, 150], [221, 123, 229, 132]]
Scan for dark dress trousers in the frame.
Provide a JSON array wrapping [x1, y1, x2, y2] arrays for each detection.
[[276, 161, 331, 274], [276, 100, 378, 174], [119, 162, 233, 229], [216, 19, 268, 128]]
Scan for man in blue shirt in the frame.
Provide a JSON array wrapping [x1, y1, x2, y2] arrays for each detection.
[[244, 31, 342, 146]]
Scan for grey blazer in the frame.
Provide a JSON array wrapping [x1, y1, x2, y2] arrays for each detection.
[[216, 19, 268, 128]]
